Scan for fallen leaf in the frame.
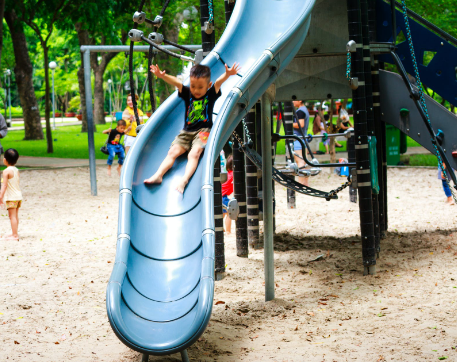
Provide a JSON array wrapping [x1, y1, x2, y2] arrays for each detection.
[[294, 325, 298, 331], [14, 341, 20, 345], [215, 301, 225, 305], [307, 311, 315, 316], [55, 342, 60, 345]]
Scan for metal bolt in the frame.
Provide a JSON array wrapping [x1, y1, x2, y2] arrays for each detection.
[[357, 111, 360, 114], [358, 136, 361, 139], [407, 128, 410, 132], [382, 113, 384, 116], [359, 141, 361, 144], [444, 149, 446, 152], [441, 42, 444, 46], [418, 133, 421, 136], [360, 167, 363, 169]]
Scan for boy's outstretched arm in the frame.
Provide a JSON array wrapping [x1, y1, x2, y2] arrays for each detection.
[[102, 128, 111, 134], [214, 62, 241, 94], [150, 64, 183, 92]]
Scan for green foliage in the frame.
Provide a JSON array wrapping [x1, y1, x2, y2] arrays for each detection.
[[69, 96, 80, 112], [3, 125, 110, 159]]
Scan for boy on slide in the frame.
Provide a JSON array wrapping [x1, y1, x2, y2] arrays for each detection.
[[144, 62, 240, 193]]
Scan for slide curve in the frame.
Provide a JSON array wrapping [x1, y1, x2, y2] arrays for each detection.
[[107, 0, 315, 355]]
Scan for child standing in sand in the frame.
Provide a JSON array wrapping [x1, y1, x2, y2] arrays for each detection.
[[103, 120, 126, 176], [438, 164, 455, 205], [144, 62, 240, 193], [0, 149, 23, 240]]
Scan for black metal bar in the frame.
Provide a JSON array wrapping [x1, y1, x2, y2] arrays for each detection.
[[369, 0, 387, 239], [233, 122, 248, 257], [147, 45, 156, 113], [141, 36, 194, 62], [361, 0, 381, 256], [214, 157, 225, 275], [163, 38, 196, 54], [224, 0, 236, 24], [271, 105, 276, 234], [159, 0, 172, 17], [200, 0, 216, 56], [255, 102, 263, 221], [245, 107, 260, 249], [347, 0, 376, 275], [283, 102, 296, 209]]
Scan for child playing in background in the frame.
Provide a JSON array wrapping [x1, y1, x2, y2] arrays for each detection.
[[103, 120, 126, 176], [222, 154, 233, 234], [0, 149, 23, 241], [439, 164, 455, 205], [144, 62, 240, 193]]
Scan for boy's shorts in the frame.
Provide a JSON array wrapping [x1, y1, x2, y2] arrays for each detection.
[[6, 200, 22, 210], [172, 128, 211, 151], [222, 195, 230, 214]]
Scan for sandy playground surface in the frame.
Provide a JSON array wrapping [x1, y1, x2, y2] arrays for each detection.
[[0, 166, 456, 361]]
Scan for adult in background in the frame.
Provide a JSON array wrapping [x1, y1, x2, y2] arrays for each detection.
[[292, 100, 310, 186], [122, 94, 144, 154], [0, 113, 9, 169]]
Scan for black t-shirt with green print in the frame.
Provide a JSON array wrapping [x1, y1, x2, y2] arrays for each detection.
[[178, 85, 221, 132]]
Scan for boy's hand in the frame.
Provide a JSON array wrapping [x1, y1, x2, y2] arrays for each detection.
[[225, 62, 241, 77], [150, 64, 166, 79], [108, 128, 112, 133]]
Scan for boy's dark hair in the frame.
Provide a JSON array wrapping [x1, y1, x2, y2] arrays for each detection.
[[4, 148, 19, 165], [190, 65, 211, 80], [226, 154, 233, 172], [117, 120, 127, 127]]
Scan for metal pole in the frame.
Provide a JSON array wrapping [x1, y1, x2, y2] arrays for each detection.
[[233, 121, 248, 257], [7, 72, 12, 127], [52, 69, 56, 130], [261, 87, 275, 302], [245, 107, 260, 249], [181, 350, 190, 362], [283, 102, 296, 209], [84, 50, 97, 196]]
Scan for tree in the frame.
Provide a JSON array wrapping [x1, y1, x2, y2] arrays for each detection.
[[18, 0, 71, 153], [4, 8, 43, 140], [0, 0, 6, 83]]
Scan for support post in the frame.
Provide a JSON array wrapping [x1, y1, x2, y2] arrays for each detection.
[[245, 107, 260, 249], [142, 354, 148, 362], [83, 50, 97, 196], [283, 102, 296, 209], [214, 157, 226, 279], [347, 0, 376, 275], [360, 0, 381, 256], [181, 349, 190, 362], [261, 86, 275, 301], [233, 122, 248, 257], [369, 0, 387, 241]]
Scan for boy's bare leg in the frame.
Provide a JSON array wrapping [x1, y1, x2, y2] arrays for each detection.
[[107, 165, 112, 176], [294, 150, 309, 187], [176, 146, 204, 193], [144, 144, 187, 184], [117, 165, 122, 176], [447, 196, 454, 205], [8, 208, 19, 239], [224, 213, 231, 234]]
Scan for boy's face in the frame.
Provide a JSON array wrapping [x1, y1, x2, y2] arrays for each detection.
[[116, 125, 126, 133], [189, 76, 211, 99]]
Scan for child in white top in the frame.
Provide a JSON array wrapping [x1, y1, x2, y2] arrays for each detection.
[[0, 149, 23, 240]]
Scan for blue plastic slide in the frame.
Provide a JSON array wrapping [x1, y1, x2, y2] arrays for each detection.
[[107, 0, 315, 356]]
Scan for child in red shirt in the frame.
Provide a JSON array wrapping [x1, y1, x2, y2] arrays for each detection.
[[222, 154, 233, 234]]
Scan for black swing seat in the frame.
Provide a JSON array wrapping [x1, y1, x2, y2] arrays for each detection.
[[241, 145, 338, 200]]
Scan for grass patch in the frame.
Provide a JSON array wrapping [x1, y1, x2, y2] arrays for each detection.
[[400, 154, 438, 167], [3, 125, 110, 160]]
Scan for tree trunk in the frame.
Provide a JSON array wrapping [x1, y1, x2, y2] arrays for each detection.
[[75, 23, 90, 133], [0, 0, 5, 86], [93, 67, 105, 125], [4, 10, 43, 140], [42, 45, 53, 153]]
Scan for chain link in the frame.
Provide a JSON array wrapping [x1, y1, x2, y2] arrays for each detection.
[[400, 0, 457, 204], [325, 177, 352, 200], [346, 51, 352, 82], [208, 0, 214, 24]]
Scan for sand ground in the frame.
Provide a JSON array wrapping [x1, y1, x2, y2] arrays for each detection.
[[0, 166, 456, 361]]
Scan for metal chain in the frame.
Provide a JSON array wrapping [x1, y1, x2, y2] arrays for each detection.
[[400, 0, 457, 204], [242, 118, 252, 144], [325, 177, 352, 200], [208, 0, 214, 24], [346, 51, 352, 82]]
